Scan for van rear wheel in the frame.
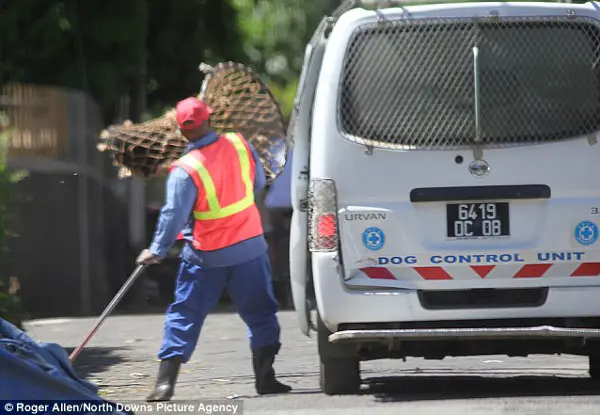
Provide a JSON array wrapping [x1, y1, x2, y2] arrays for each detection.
[[317, 314, 361, 395], [320, 357, 361, 395]]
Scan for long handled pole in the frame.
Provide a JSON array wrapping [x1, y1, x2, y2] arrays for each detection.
[[69, 265, 147, 363]]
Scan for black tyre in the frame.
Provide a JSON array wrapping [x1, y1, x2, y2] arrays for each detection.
[[317, 314, 361, 395], [319, 357, 361, 395]]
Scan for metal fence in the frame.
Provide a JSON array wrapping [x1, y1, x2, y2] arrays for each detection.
[[1, 83, 135, 318]]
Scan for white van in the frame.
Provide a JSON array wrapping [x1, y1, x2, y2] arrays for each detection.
[[288, 0, 600, 395]]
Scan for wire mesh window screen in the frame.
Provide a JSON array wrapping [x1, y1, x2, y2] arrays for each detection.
[[339, 16, 600, 150]]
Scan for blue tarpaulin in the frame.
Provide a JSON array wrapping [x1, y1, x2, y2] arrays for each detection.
[[0, 318, 132, 414]]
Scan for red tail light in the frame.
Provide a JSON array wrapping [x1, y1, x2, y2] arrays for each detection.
[[308, 179, 338, 252], [317, 214, 337, 250]]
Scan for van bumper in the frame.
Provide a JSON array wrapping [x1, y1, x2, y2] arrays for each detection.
[[312, 252, 600, 335], [329, 325, 600, 343]]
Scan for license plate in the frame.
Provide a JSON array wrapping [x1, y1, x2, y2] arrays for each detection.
[[447, 202, 510, 238]]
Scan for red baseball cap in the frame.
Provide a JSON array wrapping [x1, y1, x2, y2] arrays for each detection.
[[175, 97, 213, 130]]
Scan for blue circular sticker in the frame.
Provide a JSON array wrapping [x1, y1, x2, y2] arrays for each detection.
[[362, 227, 385, 251], [575, 220, 599, 246]]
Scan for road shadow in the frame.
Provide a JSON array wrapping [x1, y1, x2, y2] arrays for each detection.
[[363, 374, 600, 402], [63, 346, 128, 379], [208, 370, 600, 401]]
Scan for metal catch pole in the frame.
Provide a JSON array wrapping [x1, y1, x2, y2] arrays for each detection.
[[68, 265, 147, 363]]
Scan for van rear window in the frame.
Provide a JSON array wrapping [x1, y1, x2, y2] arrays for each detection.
[[338, 16, 600, 150]]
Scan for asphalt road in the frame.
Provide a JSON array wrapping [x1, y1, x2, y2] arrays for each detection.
[[25, 310, 600, 415]]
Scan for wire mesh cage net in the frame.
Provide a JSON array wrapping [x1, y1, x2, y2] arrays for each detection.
[[339, 15, 600, 151], [308, 179, 338, 252], [97, 61, 288, 183]]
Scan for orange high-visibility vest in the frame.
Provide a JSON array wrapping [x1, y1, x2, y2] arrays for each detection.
[[171, 132, 263, 251]]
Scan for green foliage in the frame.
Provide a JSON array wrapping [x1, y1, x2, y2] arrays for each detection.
[[0, 112, 27, 329], [0, 0, 342, 122], [0, 0, 246, 122], [269, 78, 299, 121], [0, 1, 146, 122], [144, 0, 246, 115], [231, 0, 341, 118], [0, 0, 343, 126]]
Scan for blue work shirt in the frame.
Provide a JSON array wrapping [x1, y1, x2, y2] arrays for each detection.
[[265, 149, 292, 210], [149, 131, 268, 268]]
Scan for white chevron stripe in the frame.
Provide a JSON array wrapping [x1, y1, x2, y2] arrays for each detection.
[[480, 264, 523, 279], [540, 263, 575, 278], [436, 265, 480, 280]]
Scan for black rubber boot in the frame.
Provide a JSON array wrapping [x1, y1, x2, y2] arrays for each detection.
[[146, 357, 183, 402], [252, 343, 292, 395]]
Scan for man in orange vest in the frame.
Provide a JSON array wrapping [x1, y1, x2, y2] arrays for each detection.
[[136, 97, 292, 401]]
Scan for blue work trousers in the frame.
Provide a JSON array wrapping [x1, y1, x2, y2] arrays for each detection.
[[158, 252, 281, 362]]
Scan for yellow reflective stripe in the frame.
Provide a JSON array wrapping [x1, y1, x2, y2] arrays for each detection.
[[194, 194, 254, 220], [188, 133, 255, 221], [224, 132, 253, 198], [177, 153, 221, 213]]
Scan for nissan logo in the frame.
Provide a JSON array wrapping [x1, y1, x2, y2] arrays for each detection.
[[469, 159, 491, 177]]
